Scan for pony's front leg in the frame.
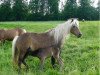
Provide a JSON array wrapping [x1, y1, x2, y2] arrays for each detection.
[[58, 57, 64, 71], [53, 47, 64, 71], [54, 51, 64, 71], [39, 57, 45, 70], [51, 56, 56, 68]]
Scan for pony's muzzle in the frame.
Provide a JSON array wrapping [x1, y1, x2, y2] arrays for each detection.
[[78, 33, 82, 38]]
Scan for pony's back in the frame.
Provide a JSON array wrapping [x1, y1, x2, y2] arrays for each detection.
[[15, 32, 55, 51]]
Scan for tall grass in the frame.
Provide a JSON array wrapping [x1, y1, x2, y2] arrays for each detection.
[[0, 21, 99, 75]]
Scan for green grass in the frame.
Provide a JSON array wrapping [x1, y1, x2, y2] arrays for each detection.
[[0, 21, 99, 75]]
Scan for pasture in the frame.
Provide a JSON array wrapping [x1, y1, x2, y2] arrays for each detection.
[[0, 21, 99, 75]]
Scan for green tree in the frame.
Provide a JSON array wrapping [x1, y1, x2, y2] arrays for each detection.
[[0, 0, 12, 21], [47, 0, 59, 20], [78, 0, 93, 20], [12, 0, 28, 21], [28, 0, 41, 20], [90, 6, 99, 20], [28, 0, 59, 20], [62, 0, 78, 20], [97, 0, 100, 20]]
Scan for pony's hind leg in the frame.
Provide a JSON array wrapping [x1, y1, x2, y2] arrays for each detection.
[[18, 57, 22, 75], [18, 51, 27, 74], [22, 52, 29, 70]]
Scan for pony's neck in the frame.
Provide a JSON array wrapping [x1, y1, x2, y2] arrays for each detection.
[[49, 20, 72, 44]]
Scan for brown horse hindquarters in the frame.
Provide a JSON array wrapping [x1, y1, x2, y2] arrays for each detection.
[[0, 28, 26, 41], [5, 30, 18, 41]]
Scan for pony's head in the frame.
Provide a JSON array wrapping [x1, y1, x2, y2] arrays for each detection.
[[70, 18, 82, 38]]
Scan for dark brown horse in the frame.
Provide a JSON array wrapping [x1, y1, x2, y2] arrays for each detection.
[[0, 28, 26, 42], [12, 18, 82, 72]]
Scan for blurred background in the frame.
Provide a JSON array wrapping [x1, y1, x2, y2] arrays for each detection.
[[0, 0, 99, 21]]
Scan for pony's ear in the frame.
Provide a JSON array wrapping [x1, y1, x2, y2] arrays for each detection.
[[71, 19, 74, 23]]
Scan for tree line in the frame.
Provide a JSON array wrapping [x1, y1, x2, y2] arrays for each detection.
[[0, 0, 99, 21]]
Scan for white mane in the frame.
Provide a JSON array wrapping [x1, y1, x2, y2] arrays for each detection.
[[49, 18, 79, 44]]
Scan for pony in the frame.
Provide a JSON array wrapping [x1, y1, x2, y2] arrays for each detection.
[[12, 18, 82, 72], [0, 28, 26, 42]]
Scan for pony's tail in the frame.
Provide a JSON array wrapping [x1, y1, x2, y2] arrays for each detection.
[[12, 36, 19, 65]]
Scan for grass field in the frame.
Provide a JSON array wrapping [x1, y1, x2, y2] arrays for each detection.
[[0, 21, 99, 75]]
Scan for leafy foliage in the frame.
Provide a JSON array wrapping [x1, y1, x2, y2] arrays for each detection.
[[0, 0, 99, 21], [12, 0, 28, 20], [62, 0, 78, 19], [0, 0, 12, 21]]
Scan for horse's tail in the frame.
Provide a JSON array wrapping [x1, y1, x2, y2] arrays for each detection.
[[12, 36, 19, 65]]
